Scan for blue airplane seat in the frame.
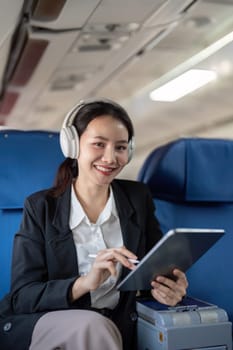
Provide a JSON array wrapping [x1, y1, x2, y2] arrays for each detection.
[[0, 130, 64, 299], [138, 137, 233, 325]]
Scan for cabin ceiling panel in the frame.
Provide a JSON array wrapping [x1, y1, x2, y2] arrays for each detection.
[[86, 0, 165, 25], [157, 0, 233, 51]]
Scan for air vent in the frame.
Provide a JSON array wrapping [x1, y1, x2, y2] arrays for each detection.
[[79, 43, 111, 52], [50, 73, 87, 91], [77, 35, 122, 53], [74, 22, 139, 53]]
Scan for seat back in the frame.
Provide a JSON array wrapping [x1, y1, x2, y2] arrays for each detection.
[[138, 137, 233, 324], [0, 130, 64, 299]]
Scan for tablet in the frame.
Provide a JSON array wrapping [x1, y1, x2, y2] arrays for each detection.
[[117, 228, 224, 291]]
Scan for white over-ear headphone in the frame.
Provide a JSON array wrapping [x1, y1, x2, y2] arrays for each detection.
[[59, 99, 135, 162], [60, 102, 83, 159]]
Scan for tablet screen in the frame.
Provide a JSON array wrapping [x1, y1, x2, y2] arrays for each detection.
[[117, 228, 224, 291]]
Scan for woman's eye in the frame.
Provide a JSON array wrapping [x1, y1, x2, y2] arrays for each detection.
[[94, 142, 105, 148], [116, 145, 127, 151]]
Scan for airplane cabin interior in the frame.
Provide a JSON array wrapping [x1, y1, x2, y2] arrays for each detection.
[[1, 1, 233, 349]]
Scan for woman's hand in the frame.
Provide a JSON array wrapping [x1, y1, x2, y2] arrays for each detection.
[[84, 247, 138, 290], [150, 269, 188, 306], [71, 247, 137, 301]]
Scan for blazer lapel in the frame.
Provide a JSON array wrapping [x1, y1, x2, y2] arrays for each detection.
[[48, 185, 79, 276], [52, 185, 71, 233], [112, 181, 142, 277]]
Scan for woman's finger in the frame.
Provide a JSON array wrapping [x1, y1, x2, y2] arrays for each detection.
[[95, 247, 138, 269]]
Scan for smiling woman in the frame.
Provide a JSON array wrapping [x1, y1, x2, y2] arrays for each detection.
[[57, 99, 135, 195], [0, 99, 188, 350]]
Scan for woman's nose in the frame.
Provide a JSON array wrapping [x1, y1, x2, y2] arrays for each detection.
[[102, 146, 116, 162]]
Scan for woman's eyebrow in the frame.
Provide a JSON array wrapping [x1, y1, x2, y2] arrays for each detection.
[[93, 136, 128, 144]]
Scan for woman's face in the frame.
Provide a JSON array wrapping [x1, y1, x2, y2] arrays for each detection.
[[77, 115, 130, 186]]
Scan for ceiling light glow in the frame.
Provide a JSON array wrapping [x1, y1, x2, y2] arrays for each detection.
[[150, 69, 217, 102]]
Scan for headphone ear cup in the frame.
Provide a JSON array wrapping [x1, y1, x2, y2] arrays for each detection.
[[127, 137, 135, 163], [60, 125, 79, 158]]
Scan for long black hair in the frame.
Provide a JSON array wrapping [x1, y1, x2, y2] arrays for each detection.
[[50, 99, 134, 196]]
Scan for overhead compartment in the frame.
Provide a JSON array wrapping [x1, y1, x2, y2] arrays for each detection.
[[0, 0, 198, 127], [0, 0, 25, 110]]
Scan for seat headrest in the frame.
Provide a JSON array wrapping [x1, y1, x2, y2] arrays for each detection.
[[138, 138, 233, 202], [0, 130, 64, 209]]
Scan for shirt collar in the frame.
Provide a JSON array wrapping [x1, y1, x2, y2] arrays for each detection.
[[96, 187, 118, 225], [69, 185, 118, 230]]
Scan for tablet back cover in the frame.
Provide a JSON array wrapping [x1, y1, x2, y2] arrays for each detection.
[[117, 228, 224, 291]]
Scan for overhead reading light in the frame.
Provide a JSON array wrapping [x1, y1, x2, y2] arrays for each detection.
[[146, 29, 233, 102], [150, 69, 217, 102]]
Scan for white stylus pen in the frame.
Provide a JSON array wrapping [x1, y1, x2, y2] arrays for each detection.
[[88, 254, 140, 264]]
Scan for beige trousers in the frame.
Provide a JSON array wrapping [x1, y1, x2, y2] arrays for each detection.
[[29, 310, 123, 350]]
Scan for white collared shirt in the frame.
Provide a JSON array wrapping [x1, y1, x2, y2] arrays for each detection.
[[69, 185, 123, 309]]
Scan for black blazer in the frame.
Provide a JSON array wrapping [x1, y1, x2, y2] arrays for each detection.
[[0, 179, 162, 350]]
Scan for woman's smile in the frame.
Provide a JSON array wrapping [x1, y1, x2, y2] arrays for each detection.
[[94, 164, 119, 176]]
